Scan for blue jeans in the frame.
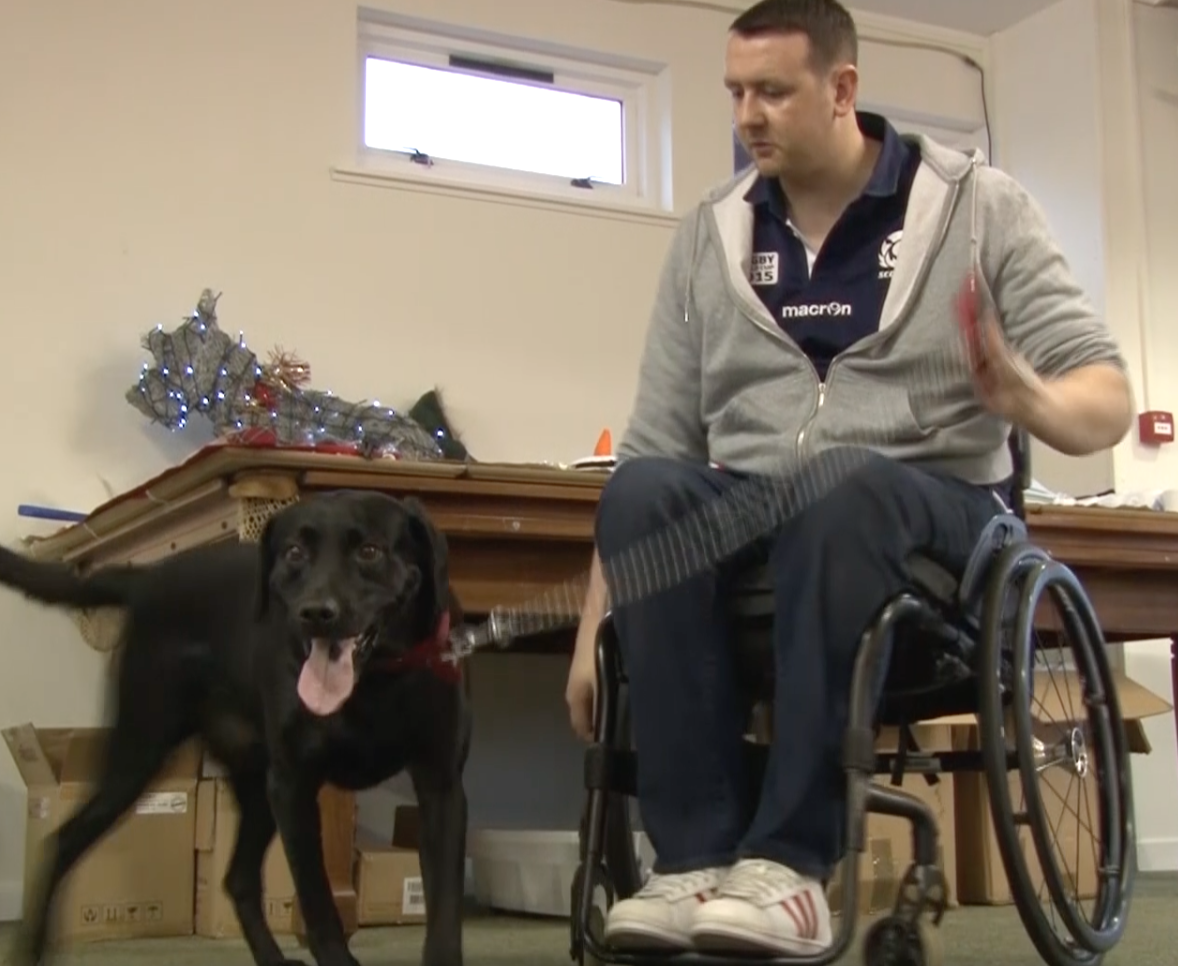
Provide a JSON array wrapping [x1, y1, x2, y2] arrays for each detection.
[[594, 451, 1001, 881]]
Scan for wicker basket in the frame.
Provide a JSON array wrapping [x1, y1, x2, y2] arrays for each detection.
[[70, 494, 298, 653]]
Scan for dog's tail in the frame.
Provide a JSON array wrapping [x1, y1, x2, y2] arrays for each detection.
[[0, 545, 138, 609]]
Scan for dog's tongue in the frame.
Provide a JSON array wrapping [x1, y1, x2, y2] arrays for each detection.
[[297, 638, 358, 716]]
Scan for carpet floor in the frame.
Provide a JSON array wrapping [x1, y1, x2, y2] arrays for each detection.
[[3, 874, 1174, 965]]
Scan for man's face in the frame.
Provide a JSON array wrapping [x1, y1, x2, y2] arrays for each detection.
[[724, 30, 856, 182]]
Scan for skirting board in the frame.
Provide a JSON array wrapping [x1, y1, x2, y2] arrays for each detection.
[[0, 864, 474, 923], [1138, 837, 1178, 873], [2, 841, 1173, 922]]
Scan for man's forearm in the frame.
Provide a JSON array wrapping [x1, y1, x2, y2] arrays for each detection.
[[1020, 362, 1134, 457]]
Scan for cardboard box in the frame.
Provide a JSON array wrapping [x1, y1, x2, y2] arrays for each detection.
[[193, 778, 297, 937], [951, 670, 1172, 905], [356, 804, 425, 926], [827, 722, 958, 918], [1, 725, 200, 943], [355, 845, 425, 925]]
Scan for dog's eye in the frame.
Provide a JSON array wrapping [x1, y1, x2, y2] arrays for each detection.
[[284, 544, 307, 565], [356, 543, 383, 562]]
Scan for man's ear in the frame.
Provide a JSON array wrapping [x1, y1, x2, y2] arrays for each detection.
[[254, 515, 278, 621], [401, 496, 451, 636]]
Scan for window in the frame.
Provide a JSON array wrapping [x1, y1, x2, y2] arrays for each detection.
[[355, 9, 671, 210], [364, 59, 626, 186]]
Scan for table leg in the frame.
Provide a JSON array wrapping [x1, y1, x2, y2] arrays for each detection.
[[292, 786, 358, 944]]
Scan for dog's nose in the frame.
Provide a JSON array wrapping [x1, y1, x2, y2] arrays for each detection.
[[298, 600, 340, 627]]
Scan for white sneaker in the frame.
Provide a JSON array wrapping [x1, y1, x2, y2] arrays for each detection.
[[689, 858, 833, 954], [604, 867, 728, 950]]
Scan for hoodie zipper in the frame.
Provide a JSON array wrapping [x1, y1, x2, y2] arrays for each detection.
[[725, 154, 975, 467], [792, 163, 972, 463], [795, 378, 826, 457], [741, 304, 828, 461]]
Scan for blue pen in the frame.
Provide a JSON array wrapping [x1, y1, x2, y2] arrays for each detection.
[[17, 504, 90, 523]]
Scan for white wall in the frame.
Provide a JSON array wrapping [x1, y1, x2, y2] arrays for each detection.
[[989, 0, 1178, 873], [0, 0, 992, 917], [1122, 0, 1178, 874], [989, 0, 1113, 499]]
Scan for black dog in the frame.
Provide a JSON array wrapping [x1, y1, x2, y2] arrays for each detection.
[[0, 490, 471, 966]]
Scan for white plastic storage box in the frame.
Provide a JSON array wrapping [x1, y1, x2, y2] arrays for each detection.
[[467, 829, 655, 917]]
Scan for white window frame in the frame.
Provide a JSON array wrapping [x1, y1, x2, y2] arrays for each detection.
[[353, 9, 671, 213]]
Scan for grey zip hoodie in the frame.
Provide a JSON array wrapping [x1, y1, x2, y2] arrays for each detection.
[[616, 134, 1128, 486]]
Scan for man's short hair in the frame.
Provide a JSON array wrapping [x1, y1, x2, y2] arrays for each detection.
[[729, 0, 859, 71]]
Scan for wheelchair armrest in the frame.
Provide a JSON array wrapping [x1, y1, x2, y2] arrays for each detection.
[[906, 554, 959, 606], [956, 513, 1028, 609]]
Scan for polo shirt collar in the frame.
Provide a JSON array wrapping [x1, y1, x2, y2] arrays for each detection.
[[743, 111, 908, 212]]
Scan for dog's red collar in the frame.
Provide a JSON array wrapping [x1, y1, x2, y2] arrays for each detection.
[[367, 611, 462, 683]]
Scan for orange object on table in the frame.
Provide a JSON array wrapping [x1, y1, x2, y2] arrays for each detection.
[[594, 429, 612, 457]]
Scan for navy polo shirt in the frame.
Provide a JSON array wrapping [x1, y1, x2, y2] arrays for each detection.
[[746, 113, 921, 380]]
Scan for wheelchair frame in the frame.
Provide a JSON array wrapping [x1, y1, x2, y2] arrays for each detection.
[[570, 435, 1137, 966]]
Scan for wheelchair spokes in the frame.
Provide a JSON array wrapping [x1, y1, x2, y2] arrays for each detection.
[[980, 543, 1133, 966]]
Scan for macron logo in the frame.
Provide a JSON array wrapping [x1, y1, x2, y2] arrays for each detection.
[[781, 302, 852, 320]]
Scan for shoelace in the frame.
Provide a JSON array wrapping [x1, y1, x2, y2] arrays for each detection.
[[637, 868, 721, 899], [718, 860, 806, 904]]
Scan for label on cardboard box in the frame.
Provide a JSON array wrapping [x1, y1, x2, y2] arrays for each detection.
[[402, 876, 425, 916], [136, 791, 189, 815], [80, 899, 167, 927]]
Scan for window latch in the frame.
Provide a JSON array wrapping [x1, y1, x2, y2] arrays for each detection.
[[570, 176, 595, 190], [407, 149, 434, 167]]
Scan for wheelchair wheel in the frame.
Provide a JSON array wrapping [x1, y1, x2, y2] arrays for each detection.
[[596, 690, 645, 900], [570, 860, 613, 966], [576, 780, 643, 901], [572, 688, 646, 964], [978, 542, 1134, 966]]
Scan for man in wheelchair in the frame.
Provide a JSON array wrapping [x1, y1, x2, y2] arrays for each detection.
[[564, 0, 1134, 960]]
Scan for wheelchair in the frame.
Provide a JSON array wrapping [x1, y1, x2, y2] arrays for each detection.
[[570, 434, 1137, 966]]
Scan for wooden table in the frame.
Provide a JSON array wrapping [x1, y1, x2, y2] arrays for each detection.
[[24, 443, 1178, 931]]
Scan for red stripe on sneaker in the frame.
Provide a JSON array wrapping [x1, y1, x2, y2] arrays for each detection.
[[798, 895, 814, 941], [799, 890, 819, 940], [778, 893, 818, 941], [779, 896, 805, 936]]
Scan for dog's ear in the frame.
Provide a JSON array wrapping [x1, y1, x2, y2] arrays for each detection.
[[400, 496, 451, 635], [254, 515, 278, 620]]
